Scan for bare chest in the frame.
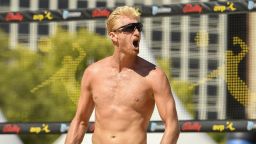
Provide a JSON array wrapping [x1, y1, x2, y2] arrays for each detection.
[[91, 72, 153, 109]]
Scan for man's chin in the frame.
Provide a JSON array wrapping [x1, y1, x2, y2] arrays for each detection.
[[134, 47, 139, 53], [133, 49, 139, 55], [128, 51, 139, 56]]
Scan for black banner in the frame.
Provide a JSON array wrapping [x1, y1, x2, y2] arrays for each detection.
[[0, 1, 255, 23], [0, 120, 256, 134]]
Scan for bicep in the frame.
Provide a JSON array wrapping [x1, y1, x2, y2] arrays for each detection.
[[152, 69, 178, 123], [155, 90, 177, 123]]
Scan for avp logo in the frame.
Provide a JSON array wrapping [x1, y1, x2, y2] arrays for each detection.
[[248, 0, 255, 10]]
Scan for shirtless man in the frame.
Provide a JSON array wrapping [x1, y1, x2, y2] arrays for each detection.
[[65, 6, 179, 144]]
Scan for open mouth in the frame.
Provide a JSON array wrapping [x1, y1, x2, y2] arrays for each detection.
[[133, 40, 139, 48]]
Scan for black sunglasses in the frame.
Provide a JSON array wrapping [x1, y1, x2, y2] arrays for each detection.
[[114, 22, 143, 33]]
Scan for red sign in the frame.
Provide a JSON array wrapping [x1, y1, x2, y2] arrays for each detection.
[[5, 12, 24, 21], [183, 4, 202, 13], [92, 9, 111, 17], [181, 122, 202, 131], [2, 124, 21, 133]]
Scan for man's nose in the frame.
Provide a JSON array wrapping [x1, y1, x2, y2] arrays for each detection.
[[133, 27, 140, 35]]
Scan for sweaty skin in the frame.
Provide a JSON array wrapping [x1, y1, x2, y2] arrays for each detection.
[[65, 14, 179, 144]]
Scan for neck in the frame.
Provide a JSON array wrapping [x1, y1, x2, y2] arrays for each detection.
[[111, 50, 137, 72]]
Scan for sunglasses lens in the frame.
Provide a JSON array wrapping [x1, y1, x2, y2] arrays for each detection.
[[121, 23, 143, 32], [122, 24, 136, 32], [137, 23, 143, 32]]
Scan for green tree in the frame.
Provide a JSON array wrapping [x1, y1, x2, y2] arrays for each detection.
[[0, 28, 113, 143]]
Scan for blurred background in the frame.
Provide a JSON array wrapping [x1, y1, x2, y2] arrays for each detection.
[[0, 0, 256, 144]]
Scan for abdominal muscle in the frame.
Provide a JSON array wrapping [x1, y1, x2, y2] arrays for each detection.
[[92, 127, 146, 144], [91, 105, 152, 144]]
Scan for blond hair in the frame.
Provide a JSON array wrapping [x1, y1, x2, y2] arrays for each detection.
[[106, 6, 141, 33]]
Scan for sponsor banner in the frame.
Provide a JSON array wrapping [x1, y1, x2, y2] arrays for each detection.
[[0, 1, 255, 23], [179, 120, 255, 132], [0, 122, 68, 134], [0, 121, 256, 134]]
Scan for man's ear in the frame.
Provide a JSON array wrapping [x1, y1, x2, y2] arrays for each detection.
[[109, 32, 118, 43]]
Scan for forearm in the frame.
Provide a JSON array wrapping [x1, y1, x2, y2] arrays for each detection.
[[65, 119, 88, 144], [160, 124, 180, 144]]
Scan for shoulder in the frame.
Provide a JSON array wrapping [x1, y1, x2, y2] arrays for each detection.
[[148, 66, 167, 82], [145, 65, 168, 88], [147, 66, 171, 94], [84, 57, 110, 73], [82, 57, 111, 80]]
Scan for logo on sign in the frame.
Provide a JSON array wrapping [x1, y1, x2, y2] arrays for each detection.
[[92, 9, 111, 17], [152, 6, 172, 15], [2, 124, 21, 133], [30, 124, 51, 134], [5, 12, 24, 21], [212, 121, 236, 132], [213, 2, 236, 12], [33, 11, 53, 21], [60, 123, 69, 133], [150, 122, 164, 131], [247, 121, 256, 131], [248, 0, 255, 10], [183, 4, 202, 13], [181, 122, 202, 131], [62, 10, 82, 19]]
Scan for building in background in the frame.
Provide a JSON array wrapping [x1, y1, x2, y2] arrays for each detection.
[[0, 0, 227, 121]]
